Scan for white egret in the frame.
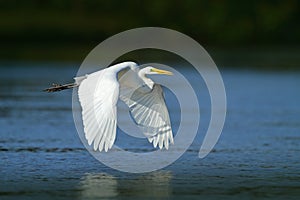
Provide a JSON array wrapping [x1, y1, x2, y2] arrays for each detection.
[[44, 62, 174, 152]]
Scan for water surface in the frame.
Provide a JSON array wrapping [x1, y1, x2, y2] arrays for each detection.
[[1, 64, 300, 199]]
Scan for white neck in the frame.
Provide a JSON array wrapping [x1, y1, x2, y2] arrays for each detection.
[[138, 70, 154, 89]]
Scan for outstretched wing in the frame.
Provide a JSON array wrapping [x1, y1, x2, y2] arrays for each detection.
[[119, 71, 173, 149], [77, 70, 118, 152]]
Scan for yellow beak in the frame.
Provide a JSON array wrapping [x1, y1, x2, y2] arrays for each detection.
[[151, 68, 173, 75]]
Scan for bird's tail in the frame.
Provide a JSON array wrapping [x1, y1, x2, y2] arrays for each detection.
[[43, 83, 78, 92]]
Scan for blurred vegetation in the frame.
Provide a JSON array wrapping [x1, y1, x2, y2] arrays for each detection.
[[0, 0, 299, 68]]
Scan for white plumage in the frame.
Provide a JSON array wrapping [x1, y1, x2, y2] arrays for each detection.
[[63, 61, 173, 152]]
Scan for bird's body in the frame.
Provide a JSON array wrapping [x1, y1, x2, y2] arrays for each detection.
[[45, 62, 174, 152]]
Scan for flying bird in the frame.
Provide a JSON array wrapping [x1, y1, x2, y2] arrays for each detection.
[[44, 62, 174, 152]]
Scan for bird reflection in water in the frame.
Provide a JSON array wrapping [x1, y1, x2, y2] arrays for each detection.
[[78, 173, 118, 199], [78, 171, 172, 198]]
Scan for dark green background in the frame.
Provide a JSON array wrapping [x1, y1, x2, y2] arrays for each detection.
[[1, 0, 299, 69]]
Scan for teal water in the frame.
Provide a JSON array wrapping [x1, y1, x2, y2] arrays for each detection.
[[1, 64, 300, 199]]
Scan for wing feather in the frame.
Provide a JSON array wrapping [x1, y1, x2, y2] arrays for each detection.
[[120, 70, 174, 150], [77, 70, 118, 152]]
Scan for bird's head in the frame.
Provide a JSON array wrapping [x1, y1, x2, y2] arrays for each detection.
[[141, 66, 173, 76]]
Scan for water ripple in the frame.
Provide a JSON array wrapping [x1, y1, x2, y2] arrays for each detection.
[[0, 147, 85, 153]]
